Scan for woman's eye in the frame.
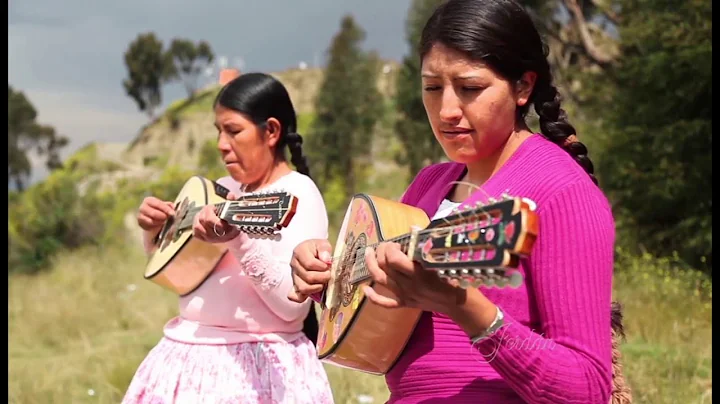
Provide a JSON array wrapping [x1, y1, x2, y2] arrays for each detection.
[[423, 86, 441, 92]]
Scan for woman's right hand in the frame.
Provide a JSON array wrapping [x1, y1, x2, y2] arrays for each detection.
[[137, 196, 175, 232], [288, 239, 334, 302]]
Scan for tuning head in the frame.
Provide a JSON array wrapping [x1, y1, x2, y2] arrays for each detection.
[[414, 194, 538, 289], [222, 190, 299, 236]]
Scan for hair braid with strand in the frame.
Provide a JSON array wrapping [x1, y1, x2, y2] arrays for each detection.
[[285, 132, 311, 178], [533, 83, 598, 185]]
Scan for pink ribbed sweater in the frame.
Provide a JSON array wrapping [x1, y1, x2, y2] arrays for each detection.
[[383, 134, 615, 403]]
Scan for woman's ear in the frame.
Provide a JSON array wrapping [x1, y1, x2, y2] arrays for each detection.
[[515, 71, 537, 107], [264, 117, 282, 147]]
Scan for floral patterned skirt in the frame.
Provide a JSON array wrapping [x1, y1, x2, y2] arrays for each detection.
[[122, 336, 334, 404]]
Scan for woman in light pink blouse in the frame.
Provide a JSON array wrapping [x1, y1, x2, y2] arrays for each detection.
[[124, 71, 334, 404]]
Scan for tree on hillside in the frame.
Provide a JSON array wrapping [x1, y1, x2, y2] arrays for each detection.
[[394, 0, 447, 178], [166, 38, 215, 98], [594, 0, 712, 273], [122, 32, 174, 120], [475, 0, 621, 110], [8, 85, 68, 191], [309, 15, 383, 197]]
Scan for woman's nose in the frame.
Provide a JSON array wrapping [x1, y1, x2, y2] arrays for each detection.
[[217, 133, 231, 151], [439, 90, 462, 123]]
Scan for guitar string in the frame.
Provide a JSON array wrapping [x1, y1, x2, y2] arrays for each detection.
[[331, 218, 504, 285], [174, 204, 292, 228], [316, 192, 512, 274], [435, 180, 502, 229], [328, 184, 511, 284], [326, 182, 504, 266], [175, 187, 509, 271]]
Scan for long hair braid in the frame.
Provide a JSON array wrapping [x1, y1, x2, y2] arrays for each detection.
[[533, 83, 598, 186]]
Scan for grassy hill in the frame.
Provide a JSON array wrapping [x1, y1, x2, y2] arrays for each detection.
[[119, 62, 400, 178], [8, 63, 713, 404]]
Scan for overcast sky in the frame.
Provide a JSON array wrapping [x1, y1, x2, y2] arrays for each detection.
[[8, 0, 415, 184]]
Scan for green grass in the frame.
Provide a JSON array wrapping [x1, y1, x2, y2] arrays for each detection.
[[8, 236, 712, 404], [165, 87, 220, 118], [611, 251, 712, 403], [7, 240, 389, 404]]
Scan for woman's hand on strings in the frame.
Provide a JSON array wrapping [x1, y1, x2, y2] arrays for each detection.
[[137, 196, 175, 232], [193, 192, 242, 243], [288, 239, 334, 303], [362, 241, 466, 314]]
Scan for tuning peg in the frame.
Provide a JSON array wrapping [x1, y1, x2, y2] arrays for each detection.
[[509, 271, 523, 288], [457, 205, 473, 215]]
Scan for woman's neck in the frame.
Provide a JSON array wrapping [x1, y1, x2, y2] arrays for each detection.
[[243, 160, 292, 194], [451, 129, 533, 201]]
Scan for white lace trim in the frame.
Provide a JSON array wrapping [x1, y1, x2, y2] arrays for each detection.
[[228, 236, 283, 291]]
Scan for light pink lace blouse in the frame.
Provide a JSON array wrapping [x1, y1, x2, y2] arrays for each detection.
[[142, 171, 329, 345]]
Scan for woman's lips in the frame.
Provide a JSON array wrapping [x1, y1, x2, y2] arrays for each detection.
[[441, 129, 474, 139]]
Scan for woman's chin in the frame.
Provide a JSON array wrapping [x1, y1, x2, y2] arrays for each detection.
[[446, 149, 482, 164], [225, 166, 246, 181]]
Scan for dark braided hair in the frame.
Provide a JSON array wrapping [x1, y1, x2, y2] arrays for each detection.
[[533, 82, 598, 185], [213, 72, 319, 344], [419, 0, 597, 185], [285, 132, 311, 178]]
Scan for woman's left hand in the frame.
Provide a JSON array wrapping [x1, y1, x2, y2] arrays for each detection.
[[362, 241, 466, 314], [193, 192, 242, 243]]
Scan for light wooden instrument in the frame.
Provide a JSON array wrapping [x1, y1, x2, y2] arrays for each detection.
[[144, 175, 298, 296], [316, 193, 539, 374]]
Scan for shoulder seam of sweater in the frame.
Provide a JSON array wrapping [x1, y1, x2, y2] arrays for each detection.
[[536, 178, 605, 214]]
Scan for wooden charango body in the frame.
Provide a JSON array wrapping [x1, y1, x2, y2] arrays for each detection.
[[144, 176, 298, 296], [316, 193, 539, 374]]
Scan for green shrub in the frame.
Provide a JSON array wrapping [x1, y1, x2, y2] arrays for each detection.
[[8, 171, 107, 274]]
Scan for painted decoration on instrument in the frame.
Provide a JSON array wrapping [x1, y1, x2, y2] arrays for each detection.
[[484, 227, 495, 242], [333, 312, 344, 340], [504, 220, 516, 244], [365, 220, 376, 239], [356, 202, 369, 224]]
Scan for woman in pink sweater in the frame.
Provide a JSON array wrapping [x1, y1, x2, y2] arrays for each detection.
[[290, 0, 626, 403], [123, 72, 334, 403]]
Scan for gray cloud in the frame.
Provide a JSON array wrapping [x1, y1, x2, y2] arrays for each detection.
[[9, 0, 415, 184]]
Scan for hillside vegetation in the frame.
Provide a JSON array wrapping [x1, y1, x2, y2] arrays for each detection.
[[121, 63, 399, 178]]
